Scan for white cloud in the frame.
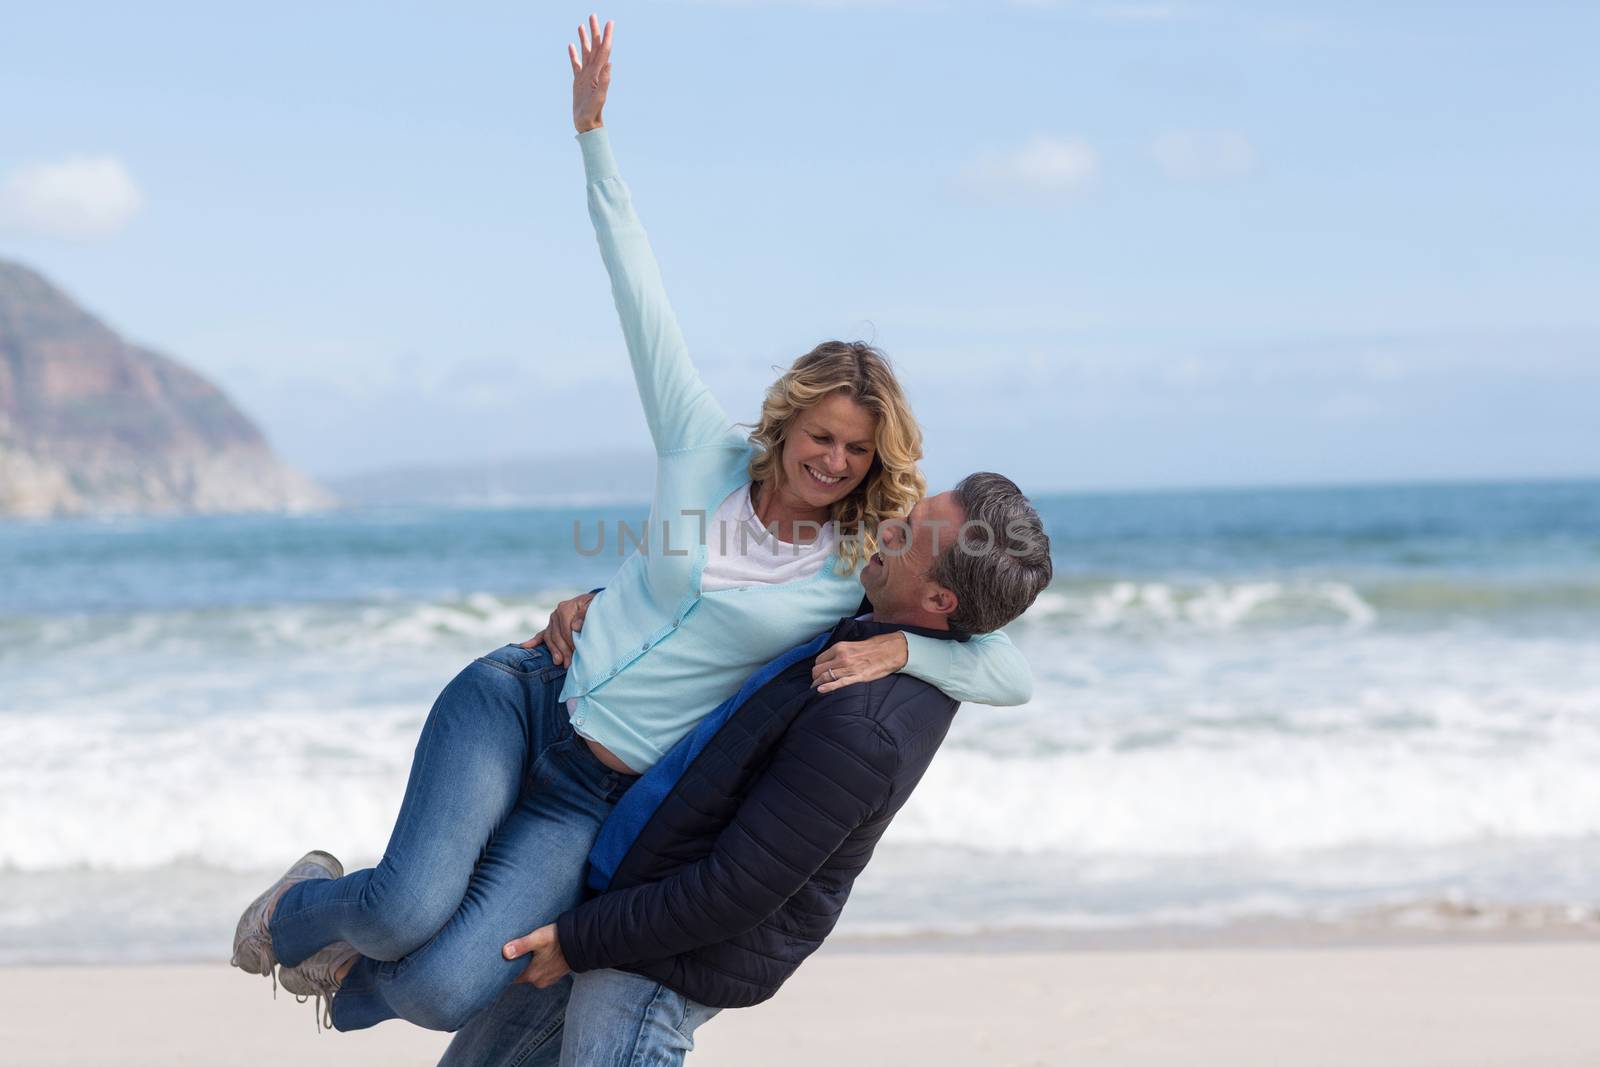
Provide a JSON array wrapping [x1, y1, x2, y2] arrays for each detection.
[[962, 134, 1099, 197], [1149, 129, 1257, 182], [0, 156, 143, 240]]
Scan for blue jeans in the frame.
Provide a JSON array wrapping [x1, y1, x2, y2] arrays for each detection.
[[268, 643, 637, 1033], [439, 969, 721, 1067]]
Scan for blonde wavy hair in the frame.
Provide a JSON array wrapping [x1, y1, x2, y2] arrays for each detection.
[[746, 340, 925, 574]]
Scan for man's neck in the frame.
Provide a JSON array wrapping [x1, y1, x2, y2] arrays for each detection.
[[868, 606, 949, 632]]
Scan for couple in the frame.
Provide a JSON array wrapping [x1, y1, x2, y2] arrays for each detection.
[[230, 14, 1053, 1064]]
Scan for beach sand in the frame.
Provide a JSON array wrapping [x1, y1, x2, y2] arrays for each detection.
[[3, 936, 1598, 1065]]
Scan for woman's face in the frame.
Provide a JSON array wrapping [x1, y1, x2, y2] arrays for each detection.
[[779, 391, 878, 510]]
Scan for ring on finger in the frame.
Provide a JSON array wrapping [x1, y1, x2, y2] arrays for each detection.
[[827, 667, 837, 682]]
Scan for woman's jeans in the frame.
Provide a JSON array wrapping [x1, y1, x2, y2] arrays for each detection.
[[267, 643, 637, 1033]]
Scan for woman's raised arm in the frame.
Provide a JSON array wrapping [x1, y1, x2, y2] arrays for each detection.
[[569, 16, 733, 454]]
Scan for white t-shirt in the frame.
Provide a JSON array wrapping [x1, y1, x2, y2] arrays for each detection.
[[699, 482, 838, 591]]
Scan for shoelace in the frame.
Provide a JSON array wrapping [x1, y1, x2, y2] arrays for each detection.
[[229, 945, 279, 998], [285, 944, 356, 1034], [293, 991, 334, 1033]]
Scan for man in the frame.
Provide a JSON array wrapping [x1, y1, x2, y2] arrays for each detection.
[[439, 472, 1053, 1066]]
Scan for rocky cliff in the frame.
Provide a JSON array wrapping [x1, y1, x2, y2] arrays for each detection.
[[0, 259, 332, 518]]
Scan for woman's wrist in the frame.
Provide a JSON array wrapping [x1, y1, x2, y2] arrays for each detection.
[[575, 120, 604, 134], [877, 632, 909, 673]]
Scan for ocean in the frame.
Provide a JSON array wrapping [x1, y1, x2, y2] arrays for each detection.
[[3, 479, 1598, 963]]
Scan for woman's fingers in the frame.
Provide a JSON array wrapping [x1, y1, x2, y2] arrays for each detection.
[[546, 617, 573, 665], [812, 638, 902, 692], [816, 669, 855, 693], [519, 631, 545, 650], [583, 16, 612, 68], [533, 593, 595, 665], [816, 648, 865, 692], [574, 15, 612, 68], [551, 615, 574, 657], [811, 645, 843, 689], [555, 596, 585, 644], [570, 16, 613, 134]]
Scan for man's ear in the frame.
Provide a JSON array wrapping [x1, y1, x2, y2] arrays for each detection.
[[924, 582, 958, 619]]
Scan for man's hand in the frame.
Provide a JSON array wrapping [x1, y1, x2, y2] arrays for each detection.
[[521, 591, 596, 667], [811, 632, 909, 693], [505, 923, 571, 988], [569, 13, 613, 133]]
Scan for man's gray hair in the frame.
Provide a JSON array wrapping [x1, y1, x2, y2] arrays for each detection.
[[929, 472, 1053, 635]]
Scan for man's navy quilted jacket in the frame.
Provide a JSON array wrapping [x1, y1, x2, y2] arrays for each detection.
[[554, 612, 968, 1008]]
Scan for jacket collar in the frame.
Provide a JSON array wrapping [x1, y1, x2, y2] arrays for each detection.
[[828, 596, 970, 646]]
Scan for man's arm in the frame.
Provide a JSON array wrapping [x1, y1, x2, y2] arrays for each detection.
[[554, 701, 898, 972]]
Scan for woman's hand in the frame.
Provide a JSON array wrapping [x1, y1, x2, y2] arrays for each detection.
[[569, 13, 613, 133], [521, 591, 597, 666], [811, 633, 909, 693], [504, 924, 571, 988]]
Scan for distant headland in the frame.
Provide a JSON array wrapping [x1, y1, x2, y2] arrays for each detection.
[[0, 259, 331, 518]]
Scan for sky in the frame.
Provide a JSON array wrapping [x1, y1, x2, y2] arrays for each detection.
[[2, 0, 1596, 492]]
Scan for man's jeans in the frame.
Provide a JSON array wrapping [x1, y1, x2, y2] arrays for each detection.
[[268, 643, 637, 1032], [439, 968, 722, 1067]]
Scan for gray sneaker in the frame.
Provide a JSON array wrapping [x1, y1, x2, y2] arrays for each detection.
[[279, 940, 359, 1033], [230, 850, 344, 980]]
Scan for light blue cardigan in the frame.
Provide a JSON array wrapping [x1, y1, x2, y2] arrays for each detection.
[[558, 126, 1032, 773]]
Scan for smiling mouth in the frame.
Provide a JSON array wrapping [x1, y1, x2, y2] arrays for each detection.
[[869, 551, 884, 566], [804, 464, 844, 488]]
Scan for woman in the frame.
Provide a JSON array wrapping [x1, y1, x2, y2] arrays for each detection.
[[230, 14, 1031, 1034]]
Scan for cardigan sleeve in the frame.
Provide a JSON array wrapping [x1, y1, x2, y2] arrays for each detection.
[[555, 703, 896, 972], [577, 127, 734, 454], [900, 628, 1032, 706]]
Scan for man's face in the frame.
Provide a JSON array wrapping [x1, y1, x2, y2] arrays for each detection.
[[860, 490, 964, 618]]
